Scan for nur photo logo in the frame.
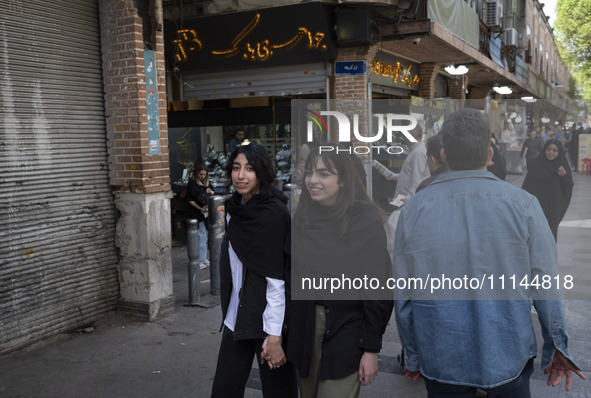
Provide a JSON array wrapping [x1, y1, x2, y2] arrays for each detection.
[[305, 109, 418, 155]]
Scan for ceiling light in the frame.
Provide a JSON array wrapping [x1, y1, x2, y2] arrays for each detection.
[[492, 86, 512, 95], [444, 65, 469, 75], [521, 96, 537, 103]]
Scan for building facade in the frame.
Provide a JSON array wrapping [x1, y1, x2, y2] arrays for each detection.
[[1, 0, 172, 354]]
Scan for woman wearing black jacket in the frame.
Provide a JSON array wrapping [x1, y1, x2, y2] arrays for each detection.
[[211, 142, 297, 398], [186, 163, 214, 269], [288, 144, 393, 398]]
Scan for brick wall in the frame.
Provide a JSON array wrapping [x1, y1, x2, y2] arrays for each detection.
[[99, 0, 170, 194], [334, 46, 379, 100], [331, 45, 380, 142], [469, 86, 490, 99], [418, 63, 440, 99], [448, 76, 467, 100]]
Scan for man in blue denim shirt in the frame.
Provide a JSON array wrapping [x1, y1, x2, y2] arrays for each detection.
[[393, 108, 586, 397]]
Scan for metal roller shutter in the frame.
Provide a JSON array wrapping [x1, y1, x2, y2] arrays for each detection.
[[0, 0, 118, 353], [182, 63, 328, 100]]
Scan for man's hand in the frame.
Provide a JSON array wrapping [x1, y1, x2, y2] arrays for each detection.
[[402, 365, 421, 381], [358, 352, 379, 386], [386, 172, 398, 181], [260, 335, 286, 370], [544, 350, 586, 391]]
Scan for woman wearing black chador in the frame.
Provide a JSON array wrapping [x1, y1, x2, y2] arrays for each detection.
[[522, 139, 574, 241]]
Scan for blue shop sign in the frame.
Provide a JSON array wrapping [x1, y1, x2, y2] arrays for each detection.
[[335, 61, 366, 76]]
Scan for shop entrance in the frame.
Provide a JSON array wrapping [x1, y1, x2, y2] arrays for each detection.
[[167, 97, 294, 243]]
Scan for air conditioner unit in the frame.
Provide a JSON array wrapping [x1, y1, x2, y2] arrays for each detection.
[[486, 0, 503, 31], [503, 28, 518, 47]]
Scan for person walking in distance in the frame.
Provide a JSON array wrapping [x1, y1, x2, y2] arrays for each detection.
[[520, 128, 543, 169], [385, 125, 430, 207], [522, 139, 574, 241]]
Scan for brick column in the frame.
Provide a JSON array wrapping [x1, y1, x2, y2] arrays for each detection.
[[333, 45, 379, 192], [469, 86, 491, 99], [419, 63, 440, 99], [99, 0, 174, 320], [448, 76, 468, 100]]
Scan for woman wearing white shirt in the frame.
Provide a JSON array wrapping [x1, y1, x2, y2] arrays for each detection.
[[211, 142, 297, 398]]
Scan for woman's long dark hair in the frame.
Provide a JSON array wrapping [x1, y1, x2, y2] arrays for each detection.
[[193, 163, 209, 187], [294, 143, 382, 238], [225, 142, 288, 204]]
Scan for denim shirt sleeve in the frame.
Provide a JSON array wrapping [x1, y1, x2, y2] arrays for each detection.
[[393, 211, 420, 371], [527, 197, 581, 371]]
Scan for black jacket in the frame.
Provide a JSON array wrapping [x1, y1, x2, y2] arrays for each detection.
[[288, 202, 393, 380], [186, 179, 213, 222], [219, 192, 291, 341], [219, 237, 275, 340]]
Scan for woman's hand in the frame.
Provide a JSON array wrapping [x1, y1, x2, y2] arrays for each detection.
[[358, 352, 379, 386], [207, 188, 215, 195], [558, 166, 567, 177], [260, 335, 286, 370]]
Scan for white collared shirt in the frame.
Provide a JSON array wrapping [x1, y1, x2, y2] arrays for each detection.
[[223, 215, 285, 336]]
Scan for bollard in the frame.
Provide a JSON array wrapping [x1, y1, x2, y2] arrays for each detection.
[[208, 195, 227, 295], [283, 183, 297, 216], [186, 219, 202, 305]]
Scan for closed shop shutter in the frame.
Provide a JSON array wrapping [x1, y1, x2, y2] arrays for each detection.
[[0, 0, 118, 352], [182, 63, 328, 100]]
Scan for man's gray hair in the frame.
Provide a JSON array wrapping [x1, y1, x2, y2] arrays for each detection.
[[410, 124, 423, 140]]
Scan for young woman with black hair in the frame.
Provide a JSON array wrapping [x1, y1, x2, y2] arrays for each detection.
[[211, 142, 297, 398], [288, 144, 393, 398]]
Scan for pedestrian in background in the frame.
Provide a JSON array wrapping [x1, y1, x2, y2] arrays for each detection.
[[538, 125, 548, 144], [289, 144, 393, 398], [416, 134, 447, 193], [186, 163, 214, 269], [571, 125, 581, 171], [487, 132, 507, 180], [521, 128, 543, 169], [211, 142, 297, 398], [394, 108, 585, 397], [228, 129, 245, 154], [522, 139, 574, 241], [385, 125, 430, 205]]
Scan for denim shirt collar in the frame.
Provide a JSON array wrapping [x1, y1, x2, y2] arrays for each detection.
[[430, 169, 500, 186]]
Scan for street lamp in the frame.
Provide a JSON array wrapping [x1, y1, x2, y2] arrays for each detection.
[[444, 65, 469, 75], [493, 85, 512, 95], [521, 96, 537, 103]]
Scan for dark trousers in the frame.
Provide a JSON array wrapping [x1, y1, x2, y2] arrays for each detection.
[[211, 326, 298, 398], [424, 359, 534, 398]]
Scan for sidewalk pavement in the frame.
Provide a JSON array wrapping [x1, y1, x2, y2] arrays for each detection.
[[1, 172, 590, 398]]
